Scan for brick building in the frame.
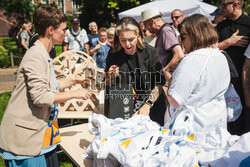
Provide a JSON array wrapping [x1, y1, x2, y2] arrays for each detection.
[[31, 0, 81, 14]]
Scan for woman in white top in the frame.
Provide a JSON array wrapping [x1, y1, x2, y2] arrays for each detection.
[[165, 14, 230, 133]]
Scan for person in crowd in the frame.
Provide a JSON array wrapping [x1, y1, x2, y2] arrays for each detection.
[[27, 20, 34, 36], [243, 44, 250, 131], [165, 14, 230, 133], [141, 8, 184, 74], [105, 17, 167, 125], [107, 27, 115, 48], [87, 21, 99, 56], [0, 6, 96, 167], [171, 9, 184, 37], [216, 0, 250, 135], [110, 22, 117, 28], [210, 7, 226, 25], [90, 27, 111, 69], [139, 21, 156, 47], [63, 16, 89, 54], [17, 23, 30, 54]]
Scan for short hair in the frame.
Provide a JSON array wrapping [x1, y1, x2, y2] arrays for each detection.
[[98, 27, 107, 34], [171, 9, 183, 16], [178, 14, 218, 52], [113, 17, 145, 53], [89, 22, 97, 29], [107, 27, 115, 35], [33, 6, 67, 37]]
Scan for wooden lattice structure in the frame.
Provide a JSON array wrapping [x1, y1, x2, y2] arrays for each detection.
[[53, 50, 105, 119]]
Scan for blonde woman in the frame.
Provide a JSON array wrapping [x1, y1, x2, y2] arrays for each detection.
[[105, 17, 167, 125], [17, 23, 30, 54]]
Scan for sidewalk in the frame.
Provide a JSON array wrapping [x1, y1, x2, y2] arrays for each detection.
[[0, 68, 17, 93]]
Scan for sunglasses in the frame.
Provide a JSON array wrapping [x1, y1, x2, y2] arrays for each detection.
[[220, 1, 234, 8], [180, 33, 187, 41], [171, 15, 182, 20]]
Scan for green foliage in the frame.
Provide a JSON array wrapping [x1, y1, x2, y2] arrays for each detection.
[[0, 37, 23, 68], [80, 0, 150, 29], [0, 46, 10, 67], [0, 92, 11, 122], [55, 45, 63, 57]]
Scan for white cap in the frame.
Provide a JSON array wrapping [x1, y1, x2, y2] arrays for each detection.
[[141, 8, 163, 22]]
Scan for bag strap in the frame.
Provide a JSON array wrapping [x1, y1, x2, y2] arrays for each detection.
[[70, 28, 83, 48]]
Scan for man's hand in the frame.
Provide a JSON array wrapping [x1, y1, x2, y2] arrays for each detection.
[[228, 29, 249, 47]]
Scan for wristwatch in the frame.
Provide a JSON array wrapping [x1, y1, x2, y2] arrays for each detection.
[[145, 99, 154, 108]]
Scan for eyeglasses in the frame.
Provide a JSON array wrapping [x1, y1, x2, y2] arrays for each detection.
[[180, 33, 187, 41], [171, 15, 182, 20], [220, 1, 234, 8]]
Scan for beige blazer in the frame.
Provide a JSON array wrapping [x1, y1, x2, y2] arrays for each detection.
[[0, 40, 60, 156]]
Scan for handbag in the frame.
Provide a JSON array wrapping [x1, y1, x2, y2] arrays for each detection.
[[104, 84, 135, 120], [225, 83, 242, 122]]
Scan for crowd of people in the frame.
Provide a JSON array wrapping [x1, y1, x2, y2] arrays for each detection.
[[1, 0, 250, 166]]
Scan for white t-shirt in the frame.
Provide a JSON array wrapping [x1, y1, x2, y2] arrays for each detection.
[[168, 48, 230, 131], [244, 43, 250, 59], [64, 27, 89, 50]]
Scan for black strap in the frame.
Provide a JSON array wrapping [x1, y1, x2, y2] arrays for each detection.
[[70, 28, 83, 48], [221, 51, 239, 82]]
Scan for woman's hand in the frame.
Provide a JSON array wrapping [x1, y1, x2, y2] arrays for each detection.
[[133, 104, 150, 116], [107, 65, 120, 79], [74, 89, 98, 100], [75, 76, 96, 85]]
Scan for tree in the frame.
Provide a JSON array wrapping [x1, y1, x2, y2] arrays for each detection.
[[80, 0, 150, 30]]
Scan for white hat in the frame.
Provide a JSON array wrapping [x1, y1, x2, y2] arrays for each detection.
[[141, 8, 163, 22]]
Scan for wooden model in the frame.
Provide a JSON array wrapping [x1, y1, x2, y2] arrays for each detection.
[[53, 50, 105, 119]]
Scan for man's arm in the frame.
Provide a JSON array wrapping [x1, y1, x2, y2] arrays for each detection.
[[218, 29, 249, 50], [163, 45, 184, 72], [84, 43, 90, 55], [242, 58, 250, 108]]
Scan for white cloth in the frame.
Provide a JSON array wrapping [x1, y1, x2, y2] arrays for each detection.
[[145, 35, 156, 47], [168, 48, 230, 131], [64, 27, 89, 50], [244, 43, 250, 59], [85, 113, 244, 167]]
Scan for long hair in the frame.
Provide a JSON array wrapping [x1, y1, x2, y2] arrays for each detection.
[[33, 6, 67, 37], [113, 17, 145, 53], [17, 23, 29, 36], [178, 14, 218, 52]]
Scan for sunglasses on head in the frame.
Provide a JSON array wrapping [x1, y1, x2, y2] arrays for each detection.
[[220, 1, 234, 8], [171, 15, 181, 20]]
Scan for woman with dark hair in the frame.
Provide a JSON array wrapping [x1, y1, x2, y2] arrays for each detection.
[[105, 17, 167, 125], [165, 14, 230, 131], [0, 6, 96, 167]]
